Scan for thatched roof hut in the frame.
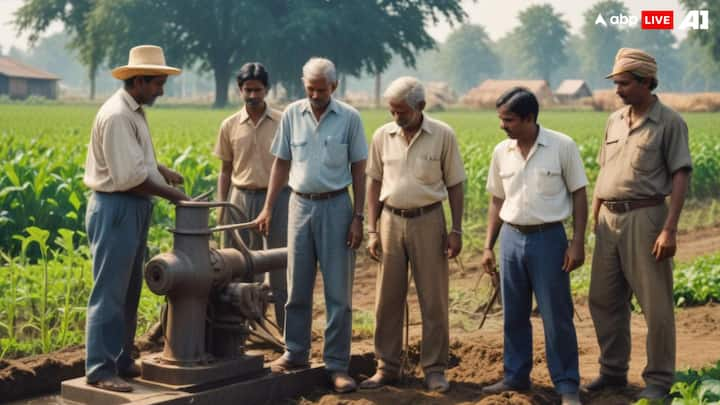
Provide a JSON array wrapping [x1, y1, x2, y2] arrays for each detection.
[[461, 79, 553, 108]]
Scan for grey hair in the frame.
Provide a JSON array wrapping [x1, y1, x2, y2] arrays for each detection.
[[383, 76, 425, 110], [302, 57, 337, 83]]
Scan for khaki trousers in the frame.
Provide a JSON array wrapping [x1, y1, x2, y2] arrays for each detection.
[[589, 203, 675, 388], [374, 206, 449, 376]]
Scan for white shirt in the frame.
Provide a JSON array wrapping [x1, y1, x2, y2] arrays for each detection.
[[486, 126, 588, 225]]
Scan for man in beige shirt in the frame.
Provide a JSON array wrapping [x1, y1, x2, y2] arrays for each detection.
[[83, 45, 188, 393], [214, 62, 288, 329], [481, 87, 588, 405], [585, 48, 692, 401], [361, 76, 465, 393]]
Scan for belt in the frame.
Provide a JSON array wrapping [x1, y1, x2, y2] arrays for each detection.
[[383, 201, 442, 218], [292, 188, 347, 200], [603, 198, 664, 214], [234, 186, 268, 194], [507, 221, 562, 234]]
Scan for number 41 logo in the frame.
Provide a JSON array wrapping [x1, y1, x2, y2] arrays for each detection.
[[679, 10, 709, 30]]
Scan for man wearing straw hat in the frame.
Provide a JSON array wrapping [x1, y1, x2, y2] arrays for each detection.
[[83, 45, 188, 392], [585, 48, 692, 401]]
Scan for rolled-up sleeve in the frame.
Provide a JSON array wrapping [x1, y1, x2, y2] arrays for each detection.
[[348, 112, 368, 163], [664, 115, 692, 174], [562, 141, 589, 193], [101, 116, 148, 190], [271, 111, 292, 160]]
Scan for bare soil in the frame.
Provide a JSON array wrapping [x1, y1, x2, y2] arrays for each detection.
[[2, 227, 719, 404]]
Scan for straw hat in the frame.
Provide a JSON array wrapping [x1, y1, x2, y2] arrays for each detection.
[[111, 45, 181, 80], [605, 48, 657, 79]]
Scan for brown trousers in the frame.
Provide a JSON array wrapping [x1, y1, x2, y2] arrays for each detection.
[[374, 206, 449, 376], [589, 203, 675, 388]]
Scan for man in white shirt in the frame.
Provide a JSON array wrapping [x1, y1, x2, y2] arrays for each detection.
[[83, 45, 188, 393], [480, 87, 588, 405]]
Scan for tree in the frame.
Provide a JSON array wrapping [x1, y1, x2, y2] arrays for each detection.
[[435, 24, 500, 93], [513, 4, 569, 84], [679, 0, 720, 61], [14, 0, 106, 99], [579, 0, 628, 88]]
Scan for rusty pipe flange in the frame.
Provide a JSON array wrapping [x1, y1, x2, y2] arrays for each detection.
[[145, 252, 186, 295]]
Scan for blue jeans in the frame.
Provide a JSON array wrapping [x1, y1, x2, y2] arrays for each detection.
[[499, 223, 579, 394], [85, 192, 153, 382], [283, 191, 355, 372]]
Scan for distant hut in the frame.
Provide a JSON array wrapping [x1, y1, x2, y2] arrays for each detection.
[[555, 80, 592, 103], [0, 56, 60, 100], [461, 79, 553, 108]]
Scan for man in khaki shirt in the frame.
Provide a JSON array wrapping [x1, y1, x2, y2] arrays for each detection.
[[83, 45, 188, 393], [585, 48, 692, 401], [481, 87, 588, 405], [214, 62, 288, 329], [361, 77, 466, 393]]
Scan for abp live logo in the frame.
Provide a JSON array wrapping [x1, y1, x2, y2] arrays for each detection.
[[595, 10, 709, 30]]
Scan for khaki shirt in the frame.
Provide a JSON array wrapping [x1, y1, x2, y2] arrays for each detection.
[[214, 105, 282, 189], [486, 126, 589, 225], [83, 89, 165, 192], [594, 97, 692, 200], [366, 115, 466, 209]]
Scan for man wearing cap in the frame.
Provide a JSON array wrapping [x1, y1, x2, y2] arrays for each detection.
[[585, 48, 692, 401], [253, 57, 367, 393], [481, 87, 588, 405], [360, 76, 465, 393], [215, 62, 288, 330], [83, 45, 189, 392]]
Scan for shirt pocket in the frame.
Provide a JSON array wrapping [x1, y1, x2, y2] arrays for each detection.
[[535, 168, 565, 198], [630, 132, 662, 173], [602, 137, 622, 164], [414, 155, 442, 185], [291, 140, 309, 162], [323, 138, 349, 168]]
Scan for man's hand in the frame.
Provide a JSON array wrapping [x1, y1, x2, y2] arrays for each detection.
[[367, 232, 381, 262], [446, 232, 462, 259], [346, 217, 363, 249], [563, 239, 585, 272], [159, 165, 184, 186], [652, 229, 677, 262], [253, 207, 272, 236], [481, 248, 497, 275]]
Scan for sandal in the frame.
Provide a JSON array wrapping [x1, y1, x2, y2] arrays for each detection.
[[88, 376, 133, 392]]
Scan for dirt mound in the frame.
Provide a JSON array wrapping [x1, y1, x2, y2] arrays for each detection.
[[0, 346, 84, 402]]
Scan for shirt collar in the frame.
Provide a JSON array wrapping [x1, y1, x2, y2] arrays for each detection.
[[619, 95, 662, 124], [388, 114, 431, 137], [238, 104, 274, 124], [506, 125, 548, 151], [301, 97, 339, 115], [119, 88, 142, 112]]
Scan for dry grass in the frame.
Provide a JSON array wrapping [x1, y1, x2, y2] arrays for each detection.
[[591, 90, 720, 112]]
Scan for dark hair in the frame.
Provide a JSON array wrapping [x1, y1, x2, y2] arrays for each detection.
[[237, 62, 269, 88], [630, 72, 658, 91], [495, 87, 539, 122], [123, 75, 156, 89]]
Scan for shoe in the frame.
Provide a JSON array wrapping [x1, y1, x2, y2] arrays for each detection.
[[269, 355, 309, 374], [638, 384, 669, 400], [359, 371, 398, 389], [583, 374, 627, 391], [425, 372, 450, 393], [561, 392, 582, 405], [118, 362, 141, 378], [330, 371, 357, 393], [481, 380, 530, 394], [87, 376, 133, 392]]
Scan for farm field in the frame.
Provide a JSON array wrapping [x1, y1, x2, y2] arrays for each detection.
[[1, 103, 720, 404]]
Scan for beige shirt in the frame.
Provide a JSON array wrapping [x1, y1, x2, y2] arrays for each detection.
[[366, 115, 466, 209], [214, 105, 281, 189], [487, 126, 588, 225], [83, 88, 165, 192], [594, 97, 692, 200]]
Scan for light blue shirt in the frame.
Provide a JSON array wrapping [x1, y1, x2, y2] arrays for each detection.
[[271, 98, 368, 193]]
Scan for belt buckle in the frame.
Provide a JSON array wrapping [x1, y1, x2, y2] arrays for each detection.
[[623, 201, 631, 212], [399, 208, 409, 217]]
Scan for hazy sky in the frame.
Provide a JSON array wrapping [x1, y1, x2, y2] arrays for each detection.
[[0, 0, 688, 53]]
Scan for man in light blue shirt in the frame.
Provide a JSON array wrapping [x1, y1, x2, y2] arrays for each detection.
[[254, 57, 367, 393]]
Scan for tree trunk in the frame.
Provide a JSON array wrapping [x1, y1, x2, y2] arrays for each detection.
[[374, 72, 381, 108], [89, 65, 97, 101], [213, 63, 231, 108], [340, 73, 347, 99]]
